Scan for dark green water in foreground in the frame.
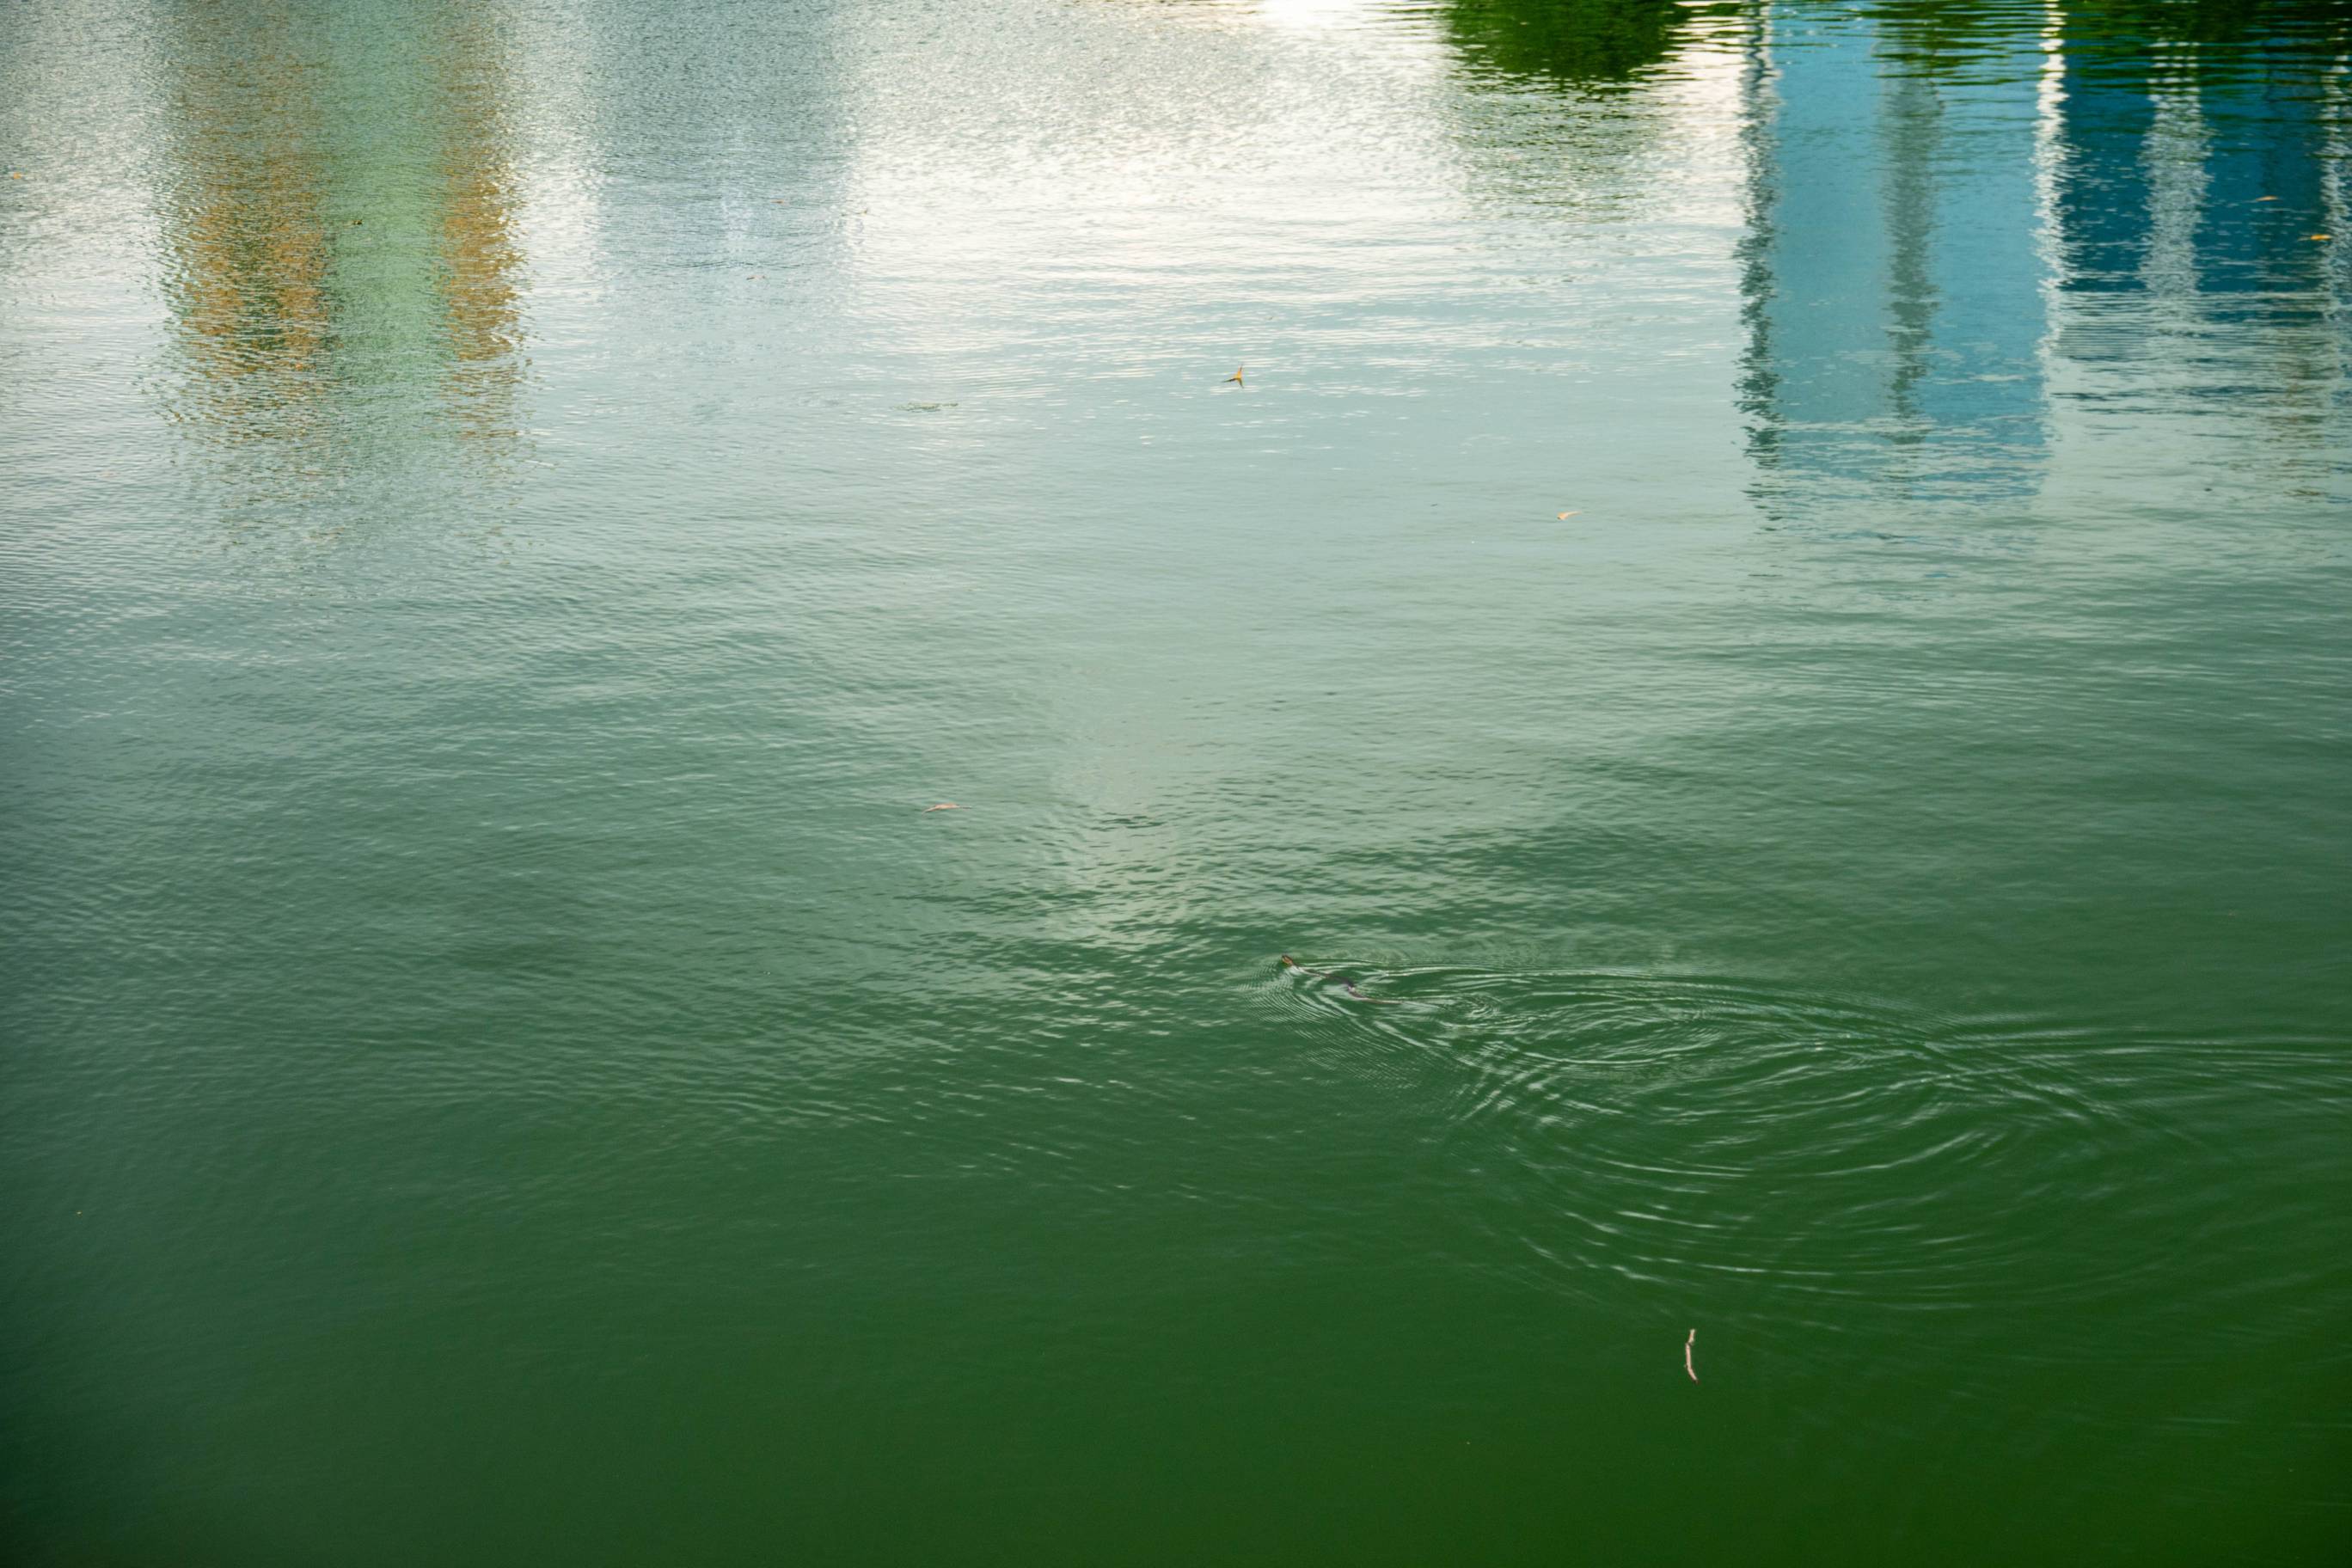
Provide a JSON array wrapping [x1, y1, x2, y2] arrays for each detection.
[[3, 1, 2349, 1561]]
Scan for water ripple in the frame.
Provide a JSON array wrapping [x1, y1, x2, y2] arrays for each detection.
[[1265, 966, 2349, 1344]]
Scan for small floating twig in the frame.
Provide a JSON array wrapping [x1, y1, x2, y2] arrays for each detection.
[[1685, 1329, 1698, 1382]]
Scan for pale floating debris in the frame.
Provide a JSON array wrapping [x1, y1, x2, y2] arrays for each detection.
[[1558, 511, 1582, 519], [921, 803, 961, 812], [1685, 1329, 1698, 1382]]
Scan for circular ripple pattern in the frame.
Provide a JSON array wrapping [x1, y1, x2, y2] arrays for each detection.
[[1273, 966, 2349, 1364]]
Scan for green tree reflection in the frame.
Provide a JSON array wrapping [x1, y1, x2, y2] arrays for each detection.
[[1444, 0, 1690, 88]]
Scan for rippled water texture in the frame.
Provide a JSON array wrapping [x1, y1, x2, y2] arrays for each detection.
[[3, 2, 2349, 1563]]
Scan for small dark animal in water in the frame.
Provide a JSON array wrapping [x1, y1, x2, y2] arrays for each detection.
[[1278, 954, 1400, 1003]]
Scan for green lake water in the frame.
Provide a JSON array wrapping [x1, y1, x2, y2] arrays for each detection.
[[3, 1, 2348, 1561]]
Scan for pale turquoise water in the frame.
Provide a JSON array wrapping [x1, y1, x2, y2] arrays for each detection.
[[3, 2, 2349, 1562]]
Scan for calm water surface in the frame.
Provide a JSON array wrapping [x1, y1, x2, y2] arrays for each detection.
[[3, 1, 2349, 1562]]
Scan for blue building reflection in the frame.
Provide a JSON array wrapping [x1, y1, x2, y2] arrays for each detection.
[[1738, 7, 2052, 515], [1738, 3, 2346, 518]]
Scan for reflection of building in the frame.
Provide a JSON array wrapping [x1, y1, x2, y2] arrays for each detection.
[[442, 34, 529, 430], [158, 5, 524, 461], [435, 17, 527, 439], [2048, 28, 2345, 440], [1737, 3, 2350, 515], [1737, 6, 2052, 515], [162, 32, 334, 447]]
